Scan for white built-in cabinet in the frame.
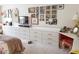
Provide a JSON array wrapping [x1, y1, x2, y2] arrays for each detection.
[[29, 27, 60, 47], [2, 26, 60, 47]]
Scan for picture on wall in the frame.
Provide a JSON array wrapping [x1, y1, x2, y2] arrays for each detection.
[[40, 6, 45, 14], [52, 15, 57, 18], [40, 15, 44, 21], [36, 7, 39, 18], [36, 7, 39, 14], [31, 14, 36, 18], [46, 6, 50, 10], [46, 11, 50, 14], [52, 5, 57, 9], [32, 18, 38, 25], [28, 7, 35, 13], [53, 18, 57, 25], [46, 18, 57, 25], [46, 14, 50, 18], [57, 4, 64, 10], [28, 5, 62, 25], [52, 10, 57, 14]]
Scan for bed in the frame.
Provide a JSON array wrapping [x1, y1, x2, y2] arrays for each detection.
[[0, 35, 25, 54]]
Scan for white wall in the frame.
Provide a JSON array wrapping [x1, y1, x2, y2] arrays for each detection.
[[2, 4, 79, 28]]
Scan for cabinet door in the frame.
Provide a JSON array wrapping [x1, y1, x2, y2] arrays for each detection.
[[30, 30, 42, 43], [15, 27, 30, 42], [3, 26, 15, 36]]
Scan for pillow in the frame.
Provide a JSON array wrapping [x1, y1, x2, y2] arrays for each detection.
[[0, 41, 9, 54]]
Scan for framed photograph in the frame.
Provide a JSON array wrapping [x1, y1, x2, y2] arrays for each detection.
[[53, 18, 57, 25], [28, 7, 35, 13], [32, 18, 38, 25], [40, 15, 44, 21], [31, 14, 36, 18], [57, 4, 64, 10], [40, 6, 45, 14], [46, 18, 49, 21], [46, 11, 50, 14], [46, 6, 50, 10], [52, 5, 57, 9], [46, 14, 50, 18], [52, 10, 57, 14], [52, 15, 57, 18], [36, 7, 39, 14]]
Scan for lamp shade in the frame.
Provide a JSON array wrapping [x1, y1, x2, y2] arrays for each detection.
[[72, 12, 79, 20]]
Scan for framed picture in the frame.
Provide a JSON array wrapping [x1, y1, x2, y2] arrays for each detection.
[[32, 18, 38, 25], [46, 6, 50, 10], [40, 15, 44, 21], [36, 7, 39, 14], [52, 10, 57, 14], [53, 18, 57, 25], [57, 4, 64, 10], [52, 5, 57, 9], [28, 7, 35, 13], [52, 15, 57, 18], [46, 11, 50, 14], [31, 14, 36, 18], [46, 14, 50, 18], [40, 6, 45, 14]]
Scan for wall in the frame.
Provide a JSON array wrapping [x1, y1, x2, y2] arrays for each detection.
[[2, 4, 79, 28]]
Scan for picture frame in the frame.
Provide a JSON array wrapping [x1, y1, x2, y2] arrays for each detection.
[[52, 18, 57, 25], [52, 15, 57, 18], [52, 10, 57, 14], [46, 6, 50, 10], [40, 15, 44, 21], [52, 5, 57, 9], [28, 7, 35, 13], [46, 14, 50, 18], [31, 14, 36, 18], [40, 6, 45, 14], [57, 4, 64, 10], [36, 7, 39, 14], [46, 11, 50, 14], [32, 18, 38, 25]]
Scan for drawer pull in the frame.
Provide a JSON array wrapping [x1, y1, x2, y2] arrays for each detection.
[[34, 36, 37, 37], [34, 32, 38, 33], [48, 33, 52, 36], [48, 38, 52, 40]]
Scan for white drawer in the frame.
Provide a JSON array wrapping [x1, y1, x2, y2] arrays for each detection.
[[42, 34, 58, 41], [42, 31, 59, 37], [30, 30, 41, 35], [43, 39, 58, 46]]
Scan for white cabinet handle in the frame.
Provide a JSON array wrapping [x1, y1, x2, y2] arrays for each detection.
[[48, 38, 52, 40], [48, 33, 52, 36]]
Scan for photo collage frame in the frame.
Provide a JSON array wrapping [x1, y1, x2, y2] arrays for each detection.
[[28, 4, 64, 25]]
